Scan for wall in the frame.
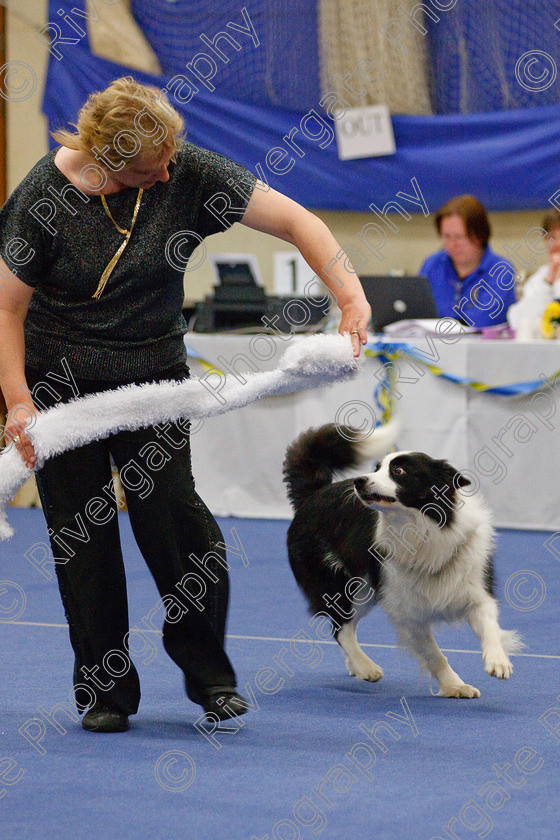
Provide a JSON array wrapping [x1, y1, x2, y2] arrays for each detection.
[[6, 1, 49, 196], [6, 3, 548, 306]]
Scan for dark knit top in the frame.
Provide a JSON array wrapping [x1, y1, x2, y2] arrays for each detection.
[[0, 142, 256, 381]]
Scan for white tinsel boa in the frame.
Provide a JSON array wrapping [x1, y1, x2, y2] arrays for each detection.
[[0, 334, 360, 540]]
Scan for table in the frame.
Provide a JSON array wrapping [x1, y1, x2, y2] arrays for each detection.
[[185, 333, 560, 530]]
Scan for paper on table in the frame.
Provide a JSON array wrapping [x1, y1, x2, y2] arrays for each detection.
[[381, 319, 479, 338]]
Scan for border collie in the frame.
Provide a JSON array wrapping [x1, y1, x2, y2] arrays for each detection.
[[283, 422, 521, 698]]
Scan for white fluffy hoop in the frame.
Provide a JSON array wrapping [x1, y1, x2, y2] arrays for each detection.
[[0, 334, 360, 540]]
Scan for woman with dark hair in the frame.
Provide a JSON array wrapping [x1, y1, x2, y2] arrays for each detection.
[[420, 195, 516, 328]]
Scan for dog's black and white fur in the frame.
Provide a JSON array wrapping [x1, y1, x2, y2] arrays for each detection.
[[283, 422, 521, 698]]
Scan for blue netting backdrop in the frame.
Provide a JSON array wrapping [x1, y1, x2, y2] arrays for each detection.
[[128, 0, 560, 114], [427, 1, 560, 114], [130, 0, 320, 110], [42, 1, 560, 211]]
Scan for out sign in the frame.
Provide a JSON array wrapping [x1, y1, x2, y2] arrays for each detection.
[[335, 104, 396, 160]]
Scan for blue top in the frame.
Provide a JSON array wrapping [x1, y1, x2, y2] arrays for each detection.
[[420, 246, 517, 328]]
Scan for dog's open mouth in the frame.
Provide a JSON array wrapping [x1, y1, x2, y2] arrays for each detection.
[[356, 489, 396, 505]]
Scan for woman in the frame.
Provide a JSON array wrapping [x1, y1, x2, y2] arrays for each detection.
[[420, 194, 516, 328], [507, 209, 560, 336], [0, 77, 371, 732]]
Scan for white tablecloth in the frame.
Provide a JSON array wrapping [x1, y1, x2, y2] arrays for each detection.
[[184, 333, 560, 530]]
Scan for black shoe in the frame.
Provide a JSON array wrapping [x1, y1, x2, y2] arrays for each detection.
[[81, 703, 129, 733], [200, 688, 250, 721]]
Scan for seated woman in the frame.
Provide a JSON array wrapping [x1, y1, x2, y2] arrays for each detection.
[[420, 195, 516, 328], [507, 209, 560, 335]]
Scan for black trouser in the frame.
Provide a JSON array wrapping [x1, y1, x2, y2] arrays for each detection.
[[27, 366, 236, 715]]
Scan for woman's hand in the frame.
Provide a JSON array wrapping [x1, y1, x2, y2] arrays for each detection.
[[339, 299, 372, 356], [547, 252, 560, 285], [4, 401, 37, 469]]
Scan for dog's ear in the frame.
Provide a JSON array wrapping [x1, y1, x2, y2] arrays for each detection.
[[437, 459, 471, 489], [454, 472, 471, 488], [439, 460, 471, 489]]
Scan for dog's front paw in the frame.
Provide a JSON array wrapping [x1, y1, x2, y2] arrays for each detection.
[[355, 663, 384, 682], [484, 654, 513, 679], [438, 682, 480, 699], [346, 655, 384, 682]]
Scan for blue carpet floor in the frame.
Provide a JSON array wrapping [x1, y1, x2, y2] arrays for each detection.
[[1, 508, 559, 840]]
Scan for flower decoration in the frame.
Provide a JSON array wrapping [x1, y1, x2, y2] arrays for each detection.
[[542, 300, 560, 338]]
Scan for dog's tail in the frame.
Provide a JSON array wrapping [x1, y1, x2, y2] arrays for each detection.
[[501, 629, 525, 655], [283, 419, 400, 511]]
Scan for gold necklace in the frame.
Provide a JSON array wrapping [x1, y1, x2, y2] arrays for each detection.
[[92, 187, 144, 299]]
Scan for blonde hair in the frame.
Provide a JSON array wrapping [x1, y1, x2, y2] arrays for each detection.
[[51, 76, 185, 169]]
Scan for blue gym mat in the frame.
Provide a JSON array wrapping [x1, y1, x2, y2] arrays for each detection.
[[1, 509, 558, 840]]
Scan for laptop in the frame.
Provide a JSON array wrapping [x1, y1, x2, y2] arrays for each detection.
[[359, 275, 439, 333]]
